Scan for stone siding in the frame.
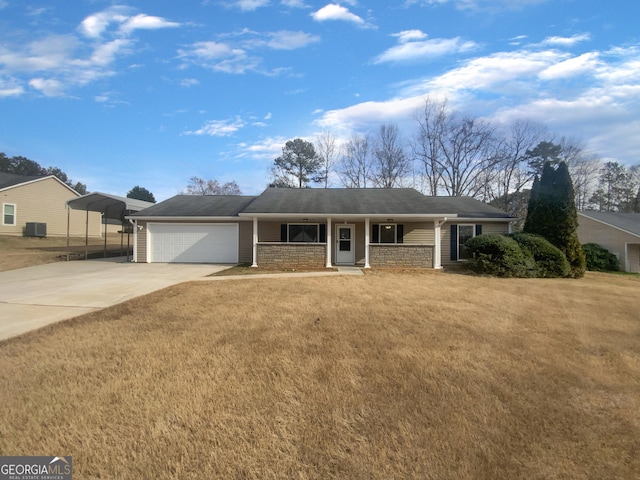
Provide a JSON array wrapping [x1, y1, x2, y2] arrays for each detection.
[[370, 244, 433, 268], [257, 243, 326, 268]]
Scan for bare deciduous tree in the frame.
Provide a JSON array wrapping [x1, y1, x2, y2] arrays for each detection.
[[412, 98, 447, 195], [372, 124, 410, 188], [339, 133, 373, 188], [492, 119, 548, 210], [184, 176, 242, 195], [415, 100, 500, 197], [315, 130, 339, 188]]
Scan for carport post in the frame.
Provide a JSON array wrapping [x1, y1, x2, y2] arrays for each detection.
[[85, 208, 89, 260], [66, 205, 70, 261], [103, 206, 108, 258]]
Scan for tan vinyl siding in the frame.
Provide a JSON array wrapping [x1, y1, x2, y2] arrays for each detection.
[[577, 214, 640, 272], [441, 221, 510, 268], [0, 177, 102, 237], [136, 220, 148, 262], [627, 245, 640, 273], [402, 222, 435, 244], [238, 221, 253, 263], [257, 221, 282, 242]]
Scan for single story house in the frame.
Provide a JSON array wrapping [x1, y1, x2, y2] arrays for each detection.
[[0, 173, 102, 237], [128, 188, 514, 269], [577, 211, 640, 273]]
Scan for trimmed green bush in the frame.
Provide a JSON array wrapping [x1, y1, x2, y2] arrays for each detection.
[[463, 234, 533, 277], [508, 232, 570, 278], [583, 243, 620, 272]]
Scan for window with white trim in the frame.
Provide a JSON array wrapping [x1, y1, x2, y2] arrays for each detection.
[[3, 203, 16, 226]]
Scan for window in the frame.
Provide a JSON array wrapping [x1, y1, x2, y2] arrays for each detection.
[[288, 224, 319, 243], [457, 225, 475, 260], [3, 204, 16, 226], [450, 224, 482, 261], [371, 224, 404, 244]]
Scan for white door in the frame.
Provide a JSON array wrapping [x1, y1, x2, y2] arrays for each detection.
[[149, 224, 238, 263], [335, 225, 355, 265]]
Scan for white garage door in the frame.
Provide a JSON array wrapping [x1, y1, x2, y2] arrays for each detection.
[[149, 224, 238, 263]]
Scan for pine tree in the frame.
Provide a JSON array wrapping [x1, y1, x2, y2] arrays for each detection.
[[523, 161, 586, 278]]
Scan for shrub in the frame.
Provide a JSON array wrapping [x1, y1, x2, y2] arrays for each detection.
[[463, 234, 533, 277], [583, 243, 620, 272], [508, 232, 570, 278]]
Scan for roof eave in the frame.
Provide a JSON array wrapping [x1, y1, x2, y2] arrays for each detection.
[[126, 215, 249, 221]]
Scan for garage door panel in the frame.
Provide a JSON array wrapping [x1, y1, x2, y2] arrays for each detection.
[[149, 224, 238, 263]]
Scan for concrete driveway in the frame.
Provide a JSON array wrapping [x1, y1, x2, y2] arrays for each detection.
[[0, 258, 230, 341]]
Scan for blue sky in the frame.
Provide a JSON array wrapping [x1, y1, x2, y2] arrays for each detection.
[[0, 0, 638, 200]]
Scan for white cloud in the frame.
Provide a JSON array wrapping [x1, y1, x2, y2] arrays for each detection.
[[185, 117, 247, 136], [311, 4, 365, 25], [264, 31, 320, 50], [179, 30, 319, 75], [281, 0, 308, 7], [119, 14, 180, 35], [539, 33, 591, 48], [0, 78, 24, 97], [315, 42, 640, 168], [374, 34, 478, 64], [29, 78, 65, 96], [394, 30, 428, 43], [237, 136, 288, 160], [0, 6, 182, 97], [227, 0, 270, 11], [180, 78, 200, 87], [178, 41, 258, 74], [538, 52, 600, 80], [79, 6, 130, 38], [79, 7, 179, 38], [405, 0, 549, 11]]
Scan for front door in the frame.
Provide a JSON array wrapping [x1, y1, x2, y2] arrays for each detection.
[[335, 225, 355, 265]]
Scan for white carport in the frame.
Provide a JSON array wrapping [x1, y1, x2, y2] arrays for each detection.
[[66, 192, 154, 260]]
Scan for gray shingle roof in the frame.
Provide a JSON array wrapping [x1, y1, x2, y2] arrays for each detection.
[[579, 211, 640, 237], [129, 195, 258, 217], [240, 188, 513, 218], [0, 172, 47, 190], [129, 189, 513, 219]]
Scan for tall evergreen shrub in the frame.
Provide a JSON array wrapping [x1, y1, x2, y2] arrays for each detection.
[[523, 161, 586, 278]]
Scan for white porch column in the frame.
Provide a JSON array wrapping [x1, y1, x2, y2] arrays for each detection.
[[364, 217, 371, 268], [251, 216, 258, 267], [434, 219, 443, 269], [326, 217, 332, 268]]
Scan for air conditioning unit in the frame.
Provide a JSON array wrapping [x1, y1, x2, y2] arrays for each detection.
[[25, 222, 47, 238]]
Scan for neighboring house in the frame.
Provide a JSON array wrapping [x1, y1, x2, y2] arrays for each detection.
[[128, 188, 514, 269], [0, 173, 102, 237], [577, 211, 640, 273]]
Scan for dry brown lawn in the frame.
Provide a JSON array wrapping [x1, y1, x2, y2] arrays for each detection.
[[0, 234, 131, 272], [1, 271, 639, 479]]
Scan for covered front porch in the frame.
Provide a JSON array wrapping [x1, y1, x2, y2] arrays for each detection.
[[244, 215, 449, 269]]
